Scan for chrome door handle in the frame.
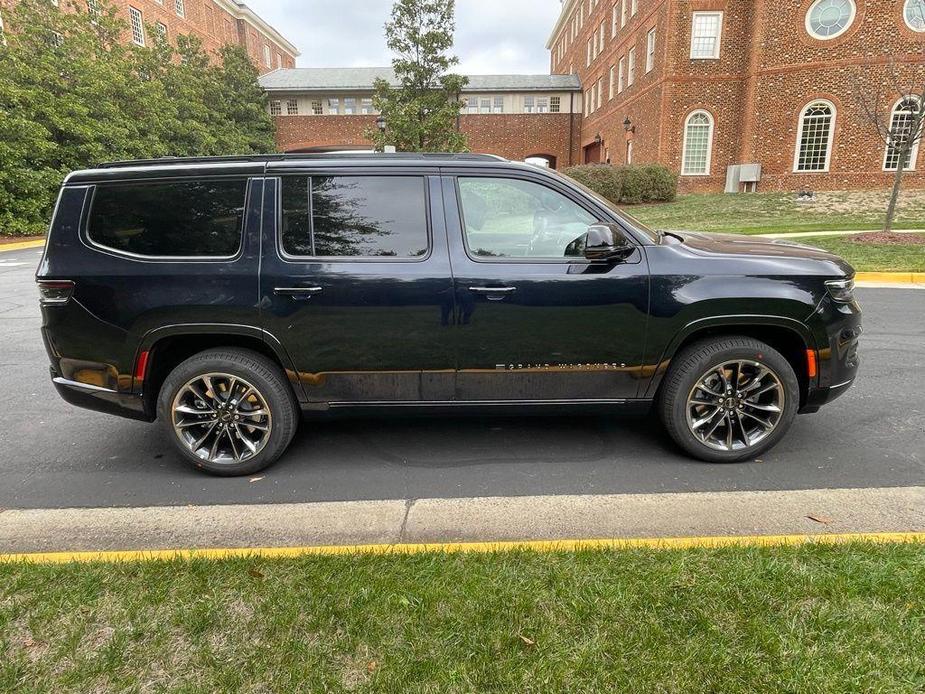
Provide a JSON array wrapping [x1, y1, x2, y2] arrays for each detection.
[[468, 286, 516, 293], [274, 286, 323, 297]]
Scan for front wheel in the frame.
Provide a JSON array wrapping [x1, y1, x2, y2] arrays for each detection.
[[157, 348, 299, 476], [658, 336, 800, 463]]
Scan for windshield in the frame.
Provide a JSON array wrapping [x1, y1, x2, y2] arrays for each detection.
[[554, 169, 661, 243]]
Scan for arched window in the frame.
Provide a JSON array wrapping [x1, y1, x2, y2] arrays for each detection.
[[681, 110, 714, 175], [884, 97, 922, 171], [805, 0, 856, 39], [794, 100, 836, 172], [905, 0, 925, 32]]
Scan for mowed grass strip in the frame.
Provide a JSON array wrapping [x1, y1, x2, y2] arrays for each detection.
[[789, 234, 925, 273], [628, 190, 925, 235], [2, 543, 924, 692]]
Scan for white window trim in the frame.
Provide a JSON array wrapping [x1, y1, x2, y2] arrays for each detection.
[[882, 96, 922, 172], [805, 0, 856, 40], [175, 0, 185, 19], [690, 11, 723, 59], [621, 0, 627, 28], [793, 99, 837, 173], [627, 47, 636, 86], [618, 56, 625, 93], [646, 27, 656, 72], [904, 0, 925, 32], [681, 110, 715, 176], [612, 4, 618, 37], [609, 65, 615, 100]]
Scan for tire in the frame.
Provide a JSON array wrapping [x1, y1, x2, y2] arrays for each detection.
[[157, 348, 299, 476], [658, 336, 800, 463]]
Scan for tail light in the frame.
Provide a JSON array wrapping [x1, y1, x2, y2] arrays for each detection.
[[37, 280, 75, 305]]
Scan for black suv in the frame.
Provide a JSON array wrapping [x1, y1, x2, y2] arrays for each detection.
[[37, 153, 861, 475]]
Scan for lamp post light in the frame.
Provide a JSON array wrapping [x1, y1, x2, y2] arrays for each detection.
[[623, 117, 635, 164], [375, 114, 387, 153]]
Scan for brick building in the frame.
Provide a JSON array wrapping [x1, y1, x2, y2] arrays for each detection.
[[547, 0, 925, 191], [261, 67, 583, 169], [0, 0, 298, 74]]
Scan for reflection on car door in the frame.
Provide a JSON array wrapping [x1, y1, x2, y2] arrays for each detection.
[[443, 173, 650, 402], [260, 171, 456, 404]]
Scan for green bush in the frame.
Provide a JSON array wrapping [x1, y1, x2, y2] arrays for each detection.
[[562, 163, 677, 205]]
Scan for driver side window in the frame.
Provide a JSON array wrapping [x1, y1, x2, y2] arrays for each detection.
[[457, 177, 597, 259]]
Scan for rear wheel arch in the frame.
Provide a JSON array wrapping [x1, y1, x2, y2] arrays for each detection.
[[648, 318, 814, 407], [138, 328, 301, 419]]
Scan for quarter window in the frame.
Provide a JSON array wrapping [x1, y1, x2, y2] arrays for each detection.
[[805, 0, 855, 39], [681, 110, 714, 176], [884, 97, 921, 171], [281, 176, 429, 258], [794, 100, 836, 172], [905, 0, 925, 31], [690, 12, 722, 59], [457, 178, 596, 260], [88, 180, 248, 257]]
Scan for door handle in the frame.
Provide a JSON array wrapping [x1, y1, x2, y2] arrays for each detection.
[[274, 286, 323, 299], [468, 286, 516, 294]]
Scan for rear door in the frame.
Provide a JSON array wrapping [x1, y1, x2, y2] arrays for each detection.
[[259, 167, 456, 405], [442, 170, 650, 402]]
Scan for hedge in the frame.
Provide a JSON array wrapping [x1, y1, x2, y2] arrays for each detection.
[[563, 163, 677, 205]]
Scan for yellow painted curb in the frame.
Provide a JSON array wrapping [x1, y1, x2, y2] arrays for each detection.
[[2, 532, 924, 565], [0, 239, 45, 253], [855, 271, 925, 284]]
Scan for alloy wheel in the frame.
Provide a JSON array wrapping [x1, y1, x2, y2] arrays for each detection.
[[685, 360, 784, 452], [170, 372, 272, 465]]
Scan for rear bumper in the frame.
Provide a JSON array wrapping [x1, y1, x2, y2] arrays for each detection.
[[801, 298, 862, 413], [52, 372, 151, 422]]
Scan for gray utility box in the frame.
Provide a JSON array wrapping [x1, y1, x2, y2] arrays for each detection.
[[725, 163, 762, 193]]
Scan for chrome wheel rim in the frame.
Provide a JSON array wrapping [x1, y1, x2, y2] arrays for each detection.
[[171, 373, 272, 465], [685, 360, 784, 452]]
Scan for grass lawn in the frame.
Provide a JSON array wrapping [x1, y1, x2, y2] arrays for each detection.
[[3, 543, 924, 692], [628, 190, 925, 235], [793, 234, 925, 272]]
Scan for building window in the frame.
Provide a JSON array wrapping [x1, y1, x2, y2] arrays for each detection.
[[128, 6, 144, 46], [263, 45, 271, 68], [612, 4, 618, 37], [466, 98, 479, 114], [646, 28, 656, 72], [681, 110, 714, 175], [175, 0, 185, 18], [269, 100, 282, 116], [344, 98, 356, 115], [621, 0, 627, 27], [328, 98, 340, 115], [286, 99, 299, 116], [311, 100, 323, 115], [477, 97, 491, 113], [596, 78, 603, 109], [599, 20, 605, 52], [550, 96, 561, 113], [48, 30, 64, 47], [587, 38, 592, 66], [277, 53, 282, 69], [609, 65, 615, 99], [493, 96, 504, 113], [690, 12, 722, 58], [805, 0, 855, 39], [794, 100, 836, 172], [361, 98, 374, 114], [905, 0, 925, 31], [525, 96, 535, 114], [154, 21, 167, 42], [87, 0, 101, 19], [537, 97, 549, 113], [627, 47, 636, 86], [884, 97, 921, 171], [618, 56, 625, 92], [631, 0, 637, 16]]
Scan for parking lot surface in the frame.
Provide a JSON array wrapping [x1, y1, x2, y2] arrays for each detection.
[[1, 245, 922, 510]]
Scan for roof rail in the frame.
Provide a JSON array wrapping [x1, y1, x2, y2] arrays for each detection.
[[98, 152, 508, 168]]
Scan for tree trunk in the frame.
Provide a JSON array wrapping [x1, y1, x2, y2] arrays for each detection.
[[883, 157, 905, 234]]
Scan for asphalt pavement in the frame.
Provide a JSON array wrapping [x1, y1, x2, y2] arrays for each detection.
[[1, 245, 923, 510]]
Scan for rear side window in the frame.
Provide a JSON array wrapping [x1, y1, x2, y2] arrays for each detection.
[[88, 179, 248, 257], [281, 176, 429, 258]]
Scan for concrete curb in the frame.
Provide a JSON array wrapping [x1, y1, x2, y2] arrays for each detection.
[[0, 239, 45, 253], [855, 271, 925, 285], [1, 486, 922, 558]]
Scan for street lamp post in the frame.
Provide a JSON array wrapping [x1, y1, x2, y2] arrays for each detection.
[[623, 117, 636, 165], [375, 115, 386, 153]]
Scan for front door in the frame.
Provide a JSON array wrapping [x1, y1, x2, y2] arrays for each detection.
[[260, 171, 456, 404], [443, 173, 650, 402]]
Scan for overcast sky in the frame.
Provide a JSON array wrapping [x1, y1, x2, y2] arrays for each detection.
[[243, 0, 563, 74]]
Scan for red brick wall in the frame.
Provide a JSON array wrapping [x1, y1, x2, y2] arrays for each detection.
[[274, 113, 584, 169], [548, 0, 925, 192]]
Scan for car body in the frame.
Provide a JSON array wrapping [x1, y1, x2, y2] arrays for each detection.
[[37, 153, 861, 474]]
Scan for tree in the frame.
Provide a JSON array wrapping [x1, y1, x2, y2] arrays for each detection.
[[0, 0, 275, 236], [851, 2, 925, 234], [367, 0, 468, 153]]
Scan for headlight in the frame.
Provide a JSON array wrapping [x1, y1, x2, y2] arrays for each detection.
[[825, 278, 855, 303]]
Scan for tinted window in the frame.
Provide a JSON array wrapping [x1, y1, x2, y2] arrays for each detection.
[[88, 180, 247, 257], [281, 176, 429, 258], [458, 177, 596, 259]]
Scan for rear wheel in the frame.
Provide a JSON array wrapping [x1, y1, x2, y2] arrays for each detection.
[[658, 336, 799, 463], [157, 348, 298, 476]]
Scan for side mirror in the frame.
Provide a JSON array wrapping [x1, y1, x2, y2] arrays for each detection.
[[584, 223, 633, 262]]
